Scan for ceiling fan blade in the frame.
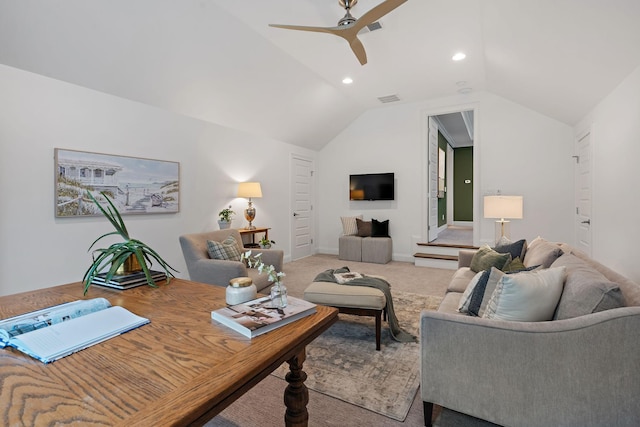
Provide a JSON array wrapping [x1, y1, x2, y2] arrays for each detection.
[[269, 23, 335, 35], [348, 37, 368, 65], [352, 0, 408, 32]]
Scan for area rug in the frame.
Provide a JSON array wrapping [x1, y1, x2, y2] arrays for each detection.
[[272, 290, 442, 422]]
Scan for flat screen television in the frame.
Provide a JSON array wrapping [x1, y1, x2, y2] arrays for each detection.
[[349, 173, 394, 201]]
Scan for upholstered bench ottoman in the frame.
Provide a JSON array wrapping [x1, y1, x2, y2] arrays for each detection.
[[362, 236, 392, 264], [304, 281, 387, 350], [338, 235, 362, 262]]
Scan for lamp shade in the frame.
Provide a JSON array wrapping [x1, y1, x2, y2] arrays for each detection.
[[483, 196, 523, 219], [237, 182, 262, 198]]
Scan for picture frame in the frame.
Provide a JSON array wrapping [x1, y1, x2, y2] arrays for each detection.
[[55, 148, 180, 217]]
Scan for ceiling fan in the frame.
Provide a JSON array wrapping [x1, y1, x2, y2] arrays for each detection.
[[269, 0, 408, 65]]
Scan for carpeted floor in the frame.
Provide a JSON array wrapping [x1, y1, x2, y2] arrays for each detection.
[[206, 254, 456, 427], [271, 290, 442, 421]]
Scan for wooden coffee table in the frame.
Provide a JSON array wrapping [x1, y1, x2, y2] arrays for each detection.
[[0, 279, 337, 426]]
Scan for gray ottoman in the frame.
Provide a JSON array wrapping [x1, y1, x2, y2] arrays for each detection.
[[362, 237, 392, 264], [338, 235, 362, 262]]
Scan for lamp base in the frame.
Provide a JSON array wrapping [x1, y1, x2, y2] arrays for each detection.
[[494, 220, 511, 244], [244, 200, 256, 230]]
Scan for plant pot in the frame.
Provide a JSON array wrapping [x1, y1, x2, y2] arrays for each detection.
[[115, 253, 142, 275], [260, 243, 271, 249], [218, 220, 231, 230]]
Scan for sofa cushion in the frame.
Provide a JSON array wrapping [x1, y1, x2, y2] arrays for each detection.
[[470, 245, 511, 273], [448, 267, 477, 293], [551, 253, 625, 320], [356, 218, 372, 237], [523, 237, 563, 268], [468, 267, 507, 317], [494, 238, 527, 260], [371, 218, 390, 237], [340, 215, 362, 236], [483, 266, 566, 321], [206, 235, 242, 261], [457, 270, 489, 314]]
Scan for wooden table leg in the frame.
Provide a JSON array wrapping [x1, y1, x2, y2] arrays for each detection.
[[284, 348, 309, 427]]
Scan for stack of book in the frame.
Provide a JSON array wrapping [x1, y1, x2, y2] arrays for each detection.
[[92, 270, 167, 290]]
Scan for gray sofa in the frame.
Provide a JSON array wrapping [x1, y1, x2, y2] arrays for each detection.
[[420, 239, 640, 427], [179, 229, 283, 291]]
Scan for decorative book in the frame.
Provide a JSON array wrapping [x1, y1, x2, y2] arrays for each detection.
[[333, 271, 363, 284], [211, 295, 316, 338], [0, 298, 149, 363], [91, 270, 167, 290]]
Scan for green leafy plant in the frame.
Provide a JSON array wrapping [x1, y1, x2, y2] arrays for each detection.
[[82, 191, 177, 295], [259, 236, 275, 247], [218, 206, 235, 222]]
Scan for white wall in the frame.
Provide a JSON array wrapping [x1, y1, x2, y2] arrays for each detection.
[[575, 65, 640, 283], [317, 92, 575, 260], [0, 65, 316, 296]]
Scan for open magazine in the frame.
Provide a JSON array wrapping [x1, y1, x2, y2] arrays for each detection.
[[211, 295, 316, 338], [0, 298, 149, 363]]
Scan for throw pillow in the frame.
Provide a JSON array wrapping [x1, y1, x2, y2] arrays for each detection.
[[458, 270, 489, 314], [523, 237, 563, 268], [356, 218, 372, 237], [551, 254, 625, 320], [483, 266, 567, 321], [371, 218, 389, 237], [504, 257, 526, 272], [494, 238, 527, 260], [340, 215, 362, 236], [469, 245, 512, 273], [206, 235, 242, 261], [468, 267, 506, 317]]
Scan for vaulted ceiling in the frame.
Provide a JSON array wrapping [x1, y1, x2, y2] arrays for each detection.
[[1, 0, 639, 150]]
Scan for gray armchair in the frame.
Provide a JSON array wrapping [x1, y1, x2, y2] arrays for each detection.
[[179, 229, 283, 292]]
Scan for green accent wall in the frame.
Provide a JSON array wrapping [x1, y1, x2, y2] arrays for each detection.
[[438, 132, 448, 227], [453, 147, 473, 221]]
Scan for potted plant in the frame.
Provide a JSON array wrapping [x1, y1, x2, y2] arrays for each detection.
[[218, 206, 235, 229], [82, 191, 177, 295], [242, 250, 287, 307], [259, 236, 276, 249]]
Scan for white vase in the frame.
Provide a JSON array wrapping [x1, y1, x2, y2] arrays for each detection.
[[226, 277, 256, 305], [218, 220, 231, 230]]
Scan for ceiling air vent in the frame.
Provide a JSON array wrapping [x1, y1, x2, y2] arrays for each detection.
[[358, 21, 382, 34], [367, 21, 383, 31], [378, 94, 401, 104]]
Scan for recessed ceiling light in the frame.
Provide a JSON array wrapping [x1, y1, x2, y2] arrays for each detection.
[[342, 77, 353, 85], [452, 52, 466, 61], [458, 87, 472, 94]]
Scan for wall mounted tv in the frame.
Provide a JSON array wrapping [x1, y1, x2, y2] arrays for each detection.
[[349, 173, 395, 201]]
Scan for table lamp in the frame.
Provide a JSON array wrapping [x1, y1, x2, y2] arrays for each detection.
[[483, 195, 523, 243], [237, 182, 262, 230]]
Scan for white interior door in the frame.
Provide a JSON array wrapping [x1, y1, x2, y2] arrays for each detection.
[[291, 155, 314, 260], [575, 131, 592, 255], [428, 117, 439, 242]]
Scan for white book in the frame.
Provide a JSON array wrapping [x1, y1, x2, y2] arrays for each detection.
[[211, 295, 316, 339], [0, 298, 149, 364]]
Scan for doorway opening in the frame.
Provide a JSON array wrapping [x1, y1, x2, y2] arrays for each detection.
[[426, 109, 475, 247]]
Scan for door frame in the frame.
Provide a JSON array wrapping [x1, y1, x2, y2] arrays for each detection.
[[421, 103, 480, 246]]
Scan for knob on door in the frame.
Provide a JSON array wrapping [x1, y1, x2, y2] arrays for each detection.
[[581, 219, 591, 225], [293, 212, 299, 217]]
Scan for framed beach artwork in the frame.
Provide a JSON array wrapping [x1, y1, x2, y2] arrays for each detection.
[[55, 148, 180, 217]]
